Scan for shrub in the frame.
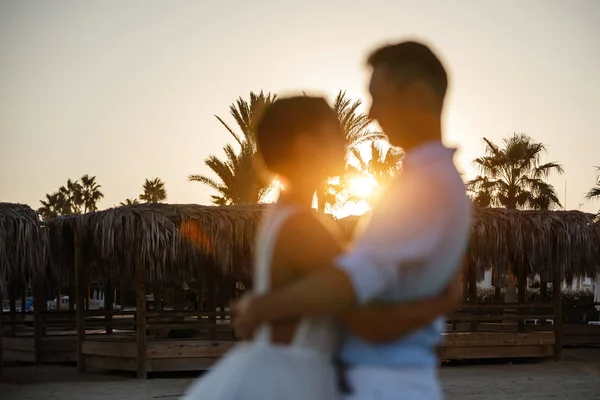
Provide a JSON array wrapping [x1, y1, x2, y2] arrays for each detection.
[[474, 286, 594, 303]]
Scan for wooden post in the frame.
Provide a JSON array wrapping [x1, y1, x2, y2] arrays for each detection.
[[461, 266, 469, 302], [174, 286, 185, 311], [0, 287, 4, 380], [220, 276, 228, 321], [69, 284, 75, 311], [56, 286, 62, 311], [229, 277, 237, 302], [517, 262, 527, 332], [540, 281, 548, 302], [199, 280, 206, 311], [540, 270, 550, 326], [105, 281, 114, 335], [468, 259, 478, 331], [20, 292, 26, 315], [119, 282, 123, 308], [75, 230, 86, 373], [207, 266, 216, 332], [196, 268, 204, 324], [153, 284, 162, 312], [8, 285, 16, 337], [553, 264, 563, 361], [492, 266, 505, 303], [135, 263, 147, 379], [33, 277, 45, 365], [494, 286, 502, 303], [86, 285, 91, 311]]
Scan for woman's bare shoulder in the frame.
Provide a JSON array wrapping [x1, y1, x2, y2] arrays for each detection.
[[273, 209, 344, 274]]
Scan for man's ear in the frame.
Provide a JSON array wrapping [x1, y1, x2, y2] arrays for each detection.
[[403, 81, 429, 105]]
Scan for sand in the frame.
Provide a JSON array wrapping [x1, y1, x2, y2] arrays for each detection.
[[2, 348, 599, 400]]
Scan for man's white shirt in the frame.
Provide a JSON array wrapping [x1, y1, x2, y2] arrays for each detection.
[[335, 141, 472, 304]]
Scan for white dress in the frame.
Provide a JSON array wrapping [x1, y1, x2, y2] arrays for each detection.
[[183, 206, 341, 400]]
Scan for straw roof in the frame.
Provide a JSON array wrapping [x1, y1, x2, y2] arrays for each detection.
[[46, 203, 600, 287], [470, 208, 599, 284], [47, 203, 265, 285], [0, 203, 47, 294], [338, 207, 600, 283]]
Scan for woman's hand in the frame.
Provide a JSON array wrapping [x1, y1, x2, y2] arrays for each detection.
[[231, 293, 264, 340]]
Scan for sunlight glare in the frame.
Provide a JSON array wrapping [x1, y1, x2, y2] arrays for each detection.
[[260, 178, 285, 204], [347, 175, 378, 199], [331, 200, 371, 219]]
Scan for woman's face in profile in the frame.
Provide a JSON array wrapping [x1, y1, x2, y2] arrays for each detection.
[[286, 118, 346, 185], [313, 119, 347, 178]]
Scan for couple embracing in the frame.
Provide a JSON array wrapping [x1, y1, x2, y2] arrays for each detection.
[[184, 40, 472, 400]]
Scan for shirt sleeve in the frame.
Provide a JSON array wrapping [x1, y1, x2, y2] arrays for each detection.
[[334, 171, 450, 304]]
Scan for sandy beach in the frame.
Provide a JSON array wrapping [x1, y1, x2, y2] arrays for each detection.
[[2, 348, 599, 400]]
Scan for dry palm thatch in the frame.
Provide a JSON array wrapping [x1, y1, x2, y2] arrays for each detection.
[[0, 203, 47, 294], [470, 208, 599, 284], [47, 203, 266, 285], [337, 208, 600, 283]]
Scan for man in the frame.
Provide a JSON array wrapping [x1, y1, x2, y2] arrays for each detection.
[[234, 41, 472, 399]]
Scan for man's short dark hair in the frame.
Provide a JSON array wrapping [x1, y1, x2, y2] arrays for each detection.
[[256, 96, 339, 171], [367, 41, 448, 102]]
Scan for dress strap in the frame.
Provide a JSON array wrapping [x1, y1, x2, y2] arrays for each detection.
[[253, 206, 298, 344], [290, 318, 313, 348]]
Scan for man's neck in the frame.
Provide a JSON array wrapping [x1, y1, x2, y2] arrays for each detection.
[[392, 115, 443, 152]]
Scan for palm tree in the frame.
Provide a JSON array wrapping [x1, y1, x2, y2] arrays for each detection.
[[139, 178, 167, 203], [333, 91, 386, 148], [119, 198, 139, 206], [58, 179, 83, 214], [315, 92, 388, 213], [349, 142, 403, 182], [466, 133, 564, 303], [466, 133, 564, 210], [190, 142, 270, 205], [80, 174, 104, 213], [190, 91, 276, 205], [331, 142, 403, 206], [216, 91, 277, 149], [585, 167, 600, 201], [38, 174, 103, 220], [38, 192, 69, 221]]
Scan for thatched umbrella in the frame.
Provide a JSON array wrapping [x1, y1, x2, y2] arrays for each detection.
[[47, 203, 266, 285], [470, 208, 600, 284], [47, 204, 600, 286], [337, 207, 600, 283], [0, 203, 46, 295]]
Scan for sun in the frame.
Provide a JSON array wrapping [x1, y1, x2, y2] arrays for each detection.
[[330, 174, 379, 219], [260, 174, 379, 220], [260, 178, 285, 204], [347, 175, 378, 199]]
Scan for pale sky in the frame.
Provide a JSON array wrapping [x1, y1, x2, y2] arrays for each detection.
[[1, 0, 599, 212]]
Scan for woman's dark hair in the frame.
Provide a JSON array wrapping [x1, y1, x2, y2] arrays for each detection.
[[256, 96, 339, 172]]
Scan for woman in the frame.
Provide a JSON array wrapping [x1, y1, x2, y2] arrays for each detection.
[[183, 96, 346, 400]]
